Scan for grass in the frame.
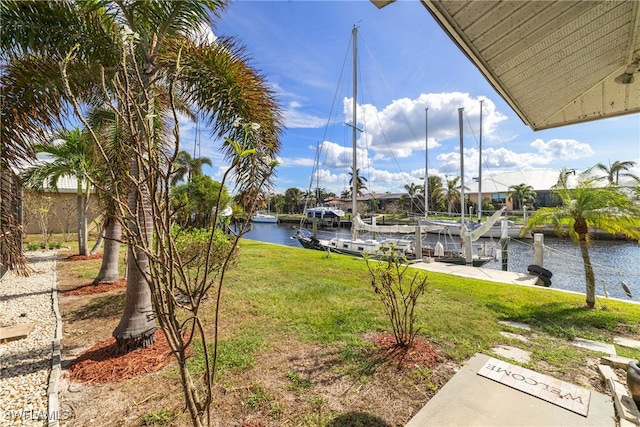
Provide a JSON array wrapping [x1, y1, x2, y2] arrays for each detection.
[[221, 240, 640, 364], [53, 235, 640, 364], [187, 334, 265, 378], [142, 409, 178, 427], [51, 235, 640, 425], [286, 370, 313, 391]]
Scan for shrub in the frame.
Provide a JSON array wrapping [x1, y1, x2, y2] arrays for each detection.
[[365, 249, 429, 349]]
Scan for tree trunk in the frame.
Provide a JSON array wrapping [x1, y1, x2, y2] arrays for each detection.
[[77, 190, 89, 256], [579, 238, 596, 308], [89, 230, 104, 255], [112, 158, 156, 354], [93, 216, 121, 284]]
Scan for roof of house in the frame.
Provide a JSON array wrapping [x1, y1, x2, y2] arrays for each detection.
[[47, 175, 81, 193], [374, 0, 640, 131]]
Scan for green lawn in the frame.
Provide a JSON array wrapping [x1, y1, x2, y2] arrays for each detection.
[[51, 235, 640, 425], [221, 239, 640, 364]]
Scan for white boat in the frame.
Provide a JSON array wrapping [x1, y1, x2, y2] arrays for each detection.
[[251, 212, 278, 223], [420, 102, 530, 239], [303, 206, 345, 227], [293, 27, 414, 258], [293, 29, 498, 265]]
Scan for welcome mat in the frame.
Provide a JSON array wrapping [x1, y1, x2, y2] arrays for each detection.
[[478, 357, 591, 416]]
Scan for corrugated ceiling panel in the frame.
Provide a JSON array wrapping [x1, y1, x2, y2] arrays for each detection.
[[481, 2, 579, 63], [413, 0, 640, 130]]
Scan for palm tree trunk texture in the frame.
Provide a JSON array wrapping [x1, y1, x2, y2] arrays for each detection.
[[77, 188, 89, 256], [89, 231, 104, 255], [93, 216, 121, 284], [579, 239, 596, 309], [112, 159, 156, 354]]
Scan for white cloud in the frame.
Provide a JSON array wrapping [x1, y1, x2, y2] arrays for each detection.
[[436, 146, 551, 179], [315, 140, 372, 170], [277, 156, 315, 168], [340, 92, 507, 161], [530, 138, 595, 159], [192, 22, 216, 45], [284, 108, 328, 129]]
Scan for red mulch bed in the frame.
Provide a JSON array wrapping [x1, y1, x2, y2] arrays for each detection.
[[373, 332, 444, 368], [63, 279, 127, 296], [64, 253, 103, 262], [66, 330, 175, 384]]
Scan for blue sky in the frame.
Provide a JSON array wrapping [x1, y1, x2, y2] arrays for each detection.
[[189, 0, 640, 196]]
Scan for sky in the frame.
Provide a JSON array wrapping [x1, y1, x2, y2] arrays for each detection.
[[186, 0, 640, 196]]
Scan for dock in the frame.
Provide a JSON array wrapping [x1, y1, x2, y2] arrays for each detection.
[[410, 260, 541, 287]]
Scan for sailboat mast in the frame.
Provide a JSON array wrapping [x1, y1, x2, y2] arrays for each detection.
[[351, 26, 358, 239], [424, 107, 429, 219], [478, 100, 483, 221], [458, 108, 465, 224]]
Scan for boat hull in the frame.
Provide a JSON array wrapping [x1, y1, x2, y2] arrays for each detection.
[[252, 214, 278, 223]]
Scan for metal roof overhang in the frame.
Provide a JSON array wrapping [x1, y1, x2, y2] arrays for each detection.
[[373, 0, 640, 131]]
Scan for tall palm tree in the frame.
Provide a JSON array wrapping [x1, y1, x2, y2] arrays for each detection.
[[171, 150, 213, 185], [593, 160, 638, 185], [284, 187, 303, 213], [425, 175, 444, 213], [349, 167, 368, 196], [22, 127, 97, 256], [87, 107, 129, 285], [508, 183, 537, 210], [404, 182, 420, 213], [0, 164, 27, 275], [444, 176, 462, 214], [4, 0, 280, 337], [523, 172, 640, 309]]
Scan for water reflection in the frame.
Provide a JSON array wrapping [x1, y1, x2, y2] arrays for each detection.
[[241, 222, 640, 302]]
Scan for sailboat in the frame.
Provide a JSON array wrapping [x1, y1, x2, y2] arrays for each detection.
[[251, 195, 278, 223], [293, 27, 416, 257], [421, 103, 529, 239], [413, 106, 501, 266]]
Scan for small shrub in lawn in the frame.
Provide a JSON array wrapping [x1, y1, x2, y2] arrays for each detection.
[[24, 243, 40, 251], [365, 248, 429, 349]]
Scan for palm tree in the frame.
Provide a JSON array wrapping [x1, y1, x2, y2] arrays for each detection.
[[349, 167, 368, 196], [508, 183, 537, 210], [284, 187, 303, 213], [593, 160, 638, 185], [87, 107, 129, 285], [22, 128, 96, 256], [425, 175, 444, 213], [171, 150, 213, 185], [0, 165, 27, 275], [523, 172, 640, 309], [404, 183, 420, 213], [4, 0, 280, 339], [313, 187, 331, 205], [444, 176, 462, 214]]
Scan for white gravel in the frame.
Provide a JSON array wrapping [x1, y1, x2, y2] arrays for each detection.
[[0, 251, 60, 427]]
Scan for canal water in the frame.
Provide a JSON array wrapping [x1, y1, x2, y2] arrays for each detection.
[[241, 222, 640, 303]]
